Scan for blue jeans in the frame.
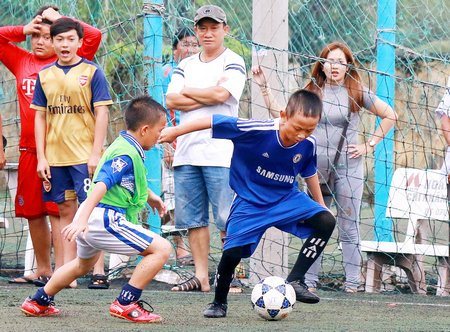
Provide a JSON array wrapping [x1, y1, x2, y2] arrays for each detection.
[[174, 165, 233, 231]]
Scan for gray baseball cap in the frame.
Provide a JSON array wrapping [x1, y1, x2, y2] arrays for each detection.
[[194, 5, 227, 25]]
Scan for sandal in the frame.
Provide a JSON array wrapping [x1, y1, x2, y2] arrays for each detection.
[[8, 276, 34, 285], [171, 276, 202, 292], [88, 274, 110, 289], [33, 276, 51, 287]]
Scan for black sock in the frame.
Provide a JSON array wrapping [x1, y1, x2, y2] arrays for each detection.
[[287, 211, 336, 282], [214, 246, 243, 305]]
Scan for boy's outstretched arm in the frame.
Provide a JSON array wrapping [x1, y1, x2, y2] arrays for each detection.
[[158, 116, 212, 144], [304, 174, 327, 208], [62, 182, 107, 242]]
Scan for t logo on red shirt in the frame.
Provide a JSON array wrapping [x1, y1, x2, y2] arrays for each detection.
[[22, 78, 36, 96]]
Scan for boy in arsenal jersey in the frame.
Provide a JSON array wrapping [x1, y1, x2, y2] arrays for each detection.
[[31, 17, 112, 287]]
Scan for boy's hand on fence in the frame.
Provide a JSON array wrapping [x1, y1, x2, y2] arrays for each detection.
[[251, 65, 267, 86], [347, 143, 373, 159]]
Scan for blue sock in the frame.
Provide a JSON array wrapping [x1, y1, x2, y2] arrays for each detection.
[[32, 287, 54, 306], [117, 283, 142, 306]]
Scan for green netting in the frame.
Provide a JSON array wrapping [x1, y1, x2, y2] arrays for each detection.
[[0, 0, 449, 295]]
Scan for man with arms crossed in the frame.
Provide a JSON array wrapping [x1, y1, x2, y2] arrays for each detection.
[[166, 5, 246, 292]]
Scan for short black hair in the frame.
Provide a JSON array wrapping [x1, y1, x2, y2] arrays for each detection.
[[125, 95, 166, 131], [50, 17, 84, 39], [34, 5, 59, 25], [285, 89, 323, 119], [172, 27, 196, 49]]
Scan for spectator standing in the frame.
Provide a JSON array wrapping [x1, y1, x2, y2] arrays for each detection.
[[166, 5, 246, 292], [32, 17, 112, 288], [161, 27, 199, 265]]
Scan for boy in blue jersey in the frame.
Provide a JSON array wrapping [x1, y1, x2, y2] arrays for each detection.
[[159, 89, 336, 318], [21, 96, 171, 323]]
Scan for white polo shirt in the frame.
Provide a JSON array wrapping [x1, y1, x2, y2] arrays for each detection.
[[166, 48, 246, 167]]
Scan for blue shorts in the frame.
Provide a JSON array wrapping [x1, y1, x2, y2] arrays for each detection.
[[174, 165, 233, 231], [224, 190, 327, 257], [43, 164, 91, 204]]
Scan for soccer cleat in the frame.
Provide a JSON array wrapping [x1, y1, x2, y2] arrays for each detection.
[[289, 280, 320, 304], [203, 302, 227, 318], [20, 297, 60, 317], [109, 299, 162, 323]]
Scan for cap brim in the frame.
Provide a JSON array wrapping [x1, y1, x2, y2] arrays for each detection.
[[194, 16, 225, 25]]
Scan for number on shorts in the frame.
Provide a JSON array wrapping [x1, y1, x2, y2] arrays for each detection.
[[83, 178, 92, 193]]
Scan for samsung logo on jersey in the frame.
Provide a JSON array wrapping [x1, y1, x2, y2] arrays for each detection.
[[47, 104, 86, 114], [256, 166, 295, 184]]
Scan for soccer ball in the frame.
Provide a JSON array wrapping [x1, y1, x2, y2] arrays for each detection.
[[251, 276, 296, 321]]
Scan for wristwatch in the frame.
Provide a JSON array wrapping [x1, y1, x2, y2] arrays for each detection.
[[368, 139, 376, 148]]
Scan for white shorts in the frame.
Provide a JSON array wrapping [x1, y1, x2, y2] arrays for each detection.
[[76, 205, 156, 259]]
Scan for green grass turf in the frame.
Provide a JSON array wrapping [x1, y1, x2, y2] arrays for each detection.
[[1, 278, 449, 332]]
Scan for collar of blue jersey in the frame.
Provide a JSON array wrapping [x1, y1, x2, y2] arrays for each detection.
[[120, 131, 145, 160]]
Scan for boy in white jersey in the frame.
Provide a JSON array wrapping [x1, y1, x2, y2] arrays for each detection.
[[159, 89, 336, 318]]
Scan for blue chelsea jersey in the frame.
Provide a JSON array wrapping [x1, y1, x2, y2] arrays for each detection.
[[212, 114, 318, 205]]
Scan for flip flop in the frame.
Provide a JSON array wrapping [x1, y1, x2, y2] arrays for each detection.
[[8, 276, 34, 284], [171, 276, 202, 292], [88, 274, 110, 289], [33, 275, 51, 287]]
